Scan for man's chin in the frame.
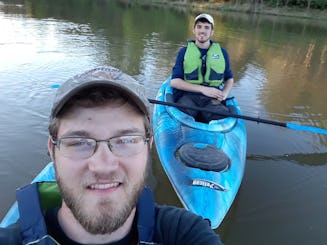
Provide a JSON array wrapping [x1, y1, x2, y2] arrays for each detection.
[[198, 38, 209, 43]]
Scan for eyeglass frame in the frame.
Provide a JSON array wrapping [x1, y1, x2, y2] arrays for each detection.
[[50, 134, 151, 159]]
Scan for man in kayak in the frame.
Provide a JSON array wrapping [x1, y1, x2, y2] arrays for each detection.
[[171, 13, 235, 123], [0, 66, 224, 245]]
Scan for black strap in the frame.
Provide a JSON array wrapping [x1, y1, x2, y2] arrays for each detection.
[[16, 183, 48, 244]]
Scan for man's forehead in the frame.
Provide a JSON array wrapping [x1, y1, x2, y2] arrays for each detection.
[[195, 21, 212, 26]]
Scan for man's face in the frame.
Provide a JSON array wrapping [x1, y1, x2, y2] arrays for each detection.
[[48, 101, 151, 234], [193, 21, 214, 44]]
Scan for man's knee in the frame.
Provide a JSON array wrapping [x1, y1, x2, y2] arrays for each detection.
[[176, 96, 197, 117]]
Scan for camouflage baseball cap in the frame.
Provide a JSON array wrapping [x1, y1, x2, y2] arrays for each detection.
[[51, 66, 150, 120]]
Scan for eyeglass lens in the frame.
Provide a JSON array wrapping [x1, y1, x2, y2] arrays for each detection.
[[56, 135, 148, 159]]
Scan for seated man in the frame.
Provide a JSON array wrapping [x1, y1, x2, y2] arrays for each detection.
[[171, 13, 236, 123]]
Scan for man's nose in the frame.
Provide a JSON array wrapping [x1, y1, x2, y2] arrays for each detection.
[[87, 142, 119, 172]]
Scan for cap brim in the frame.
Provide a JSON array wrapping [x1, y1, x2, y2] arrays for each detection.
[[52, 81, 148, 119], [51, 66, 150, 120]]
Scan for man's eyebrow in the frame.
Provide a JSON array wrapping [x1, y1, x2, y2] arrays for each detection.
[[59, 128, 146, 138], [59, 130, 90, 138], [115, 128, 146, 135]]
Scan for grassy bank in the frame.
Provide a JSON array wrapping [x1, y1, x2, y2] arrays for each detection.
[[133, 0, 327, 21], [204, 2, 327, 20]]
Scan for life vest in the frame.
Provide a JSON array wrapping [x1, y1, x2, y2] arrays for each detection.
[[16, 182, 161, 245], [183, 41, 225, 86]]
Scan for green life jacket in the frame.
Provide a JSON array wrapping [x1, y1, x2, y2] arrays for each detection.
[[183, 41, 225, 86]]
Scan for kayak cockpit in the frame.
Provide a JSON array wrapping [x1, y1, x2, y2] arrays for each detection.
[[165, 85, 238, 132], [177, 142, 230, 172]]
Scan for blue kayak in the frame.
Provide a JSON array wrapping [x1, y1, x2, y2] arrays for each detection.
[[0, 162, 56, 228], [152, 77, 247, 229]]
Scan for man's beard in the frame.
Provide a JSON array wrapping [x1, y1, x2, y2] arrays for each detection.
[[197, 37, 210, 44], [59, 179, 142, 234], [54, 157, 150, 235], [196, 32, 210, 44]]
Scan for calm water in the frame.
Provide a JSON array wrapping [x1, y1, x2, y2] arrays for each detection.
[[0, 0, 326, 244]]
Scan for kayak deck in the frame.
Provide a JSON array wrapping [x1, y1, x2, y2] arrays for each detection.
[[152, 77, 247, 229]]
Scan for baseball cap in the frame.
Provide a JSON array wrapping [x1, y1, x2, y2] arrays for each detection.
[[194, 13, 214, 27], [50, 66, 150, 120]]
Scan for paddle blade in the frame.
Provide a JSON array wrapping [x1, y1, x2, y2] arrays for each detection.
[[286, 123, 327, 135]]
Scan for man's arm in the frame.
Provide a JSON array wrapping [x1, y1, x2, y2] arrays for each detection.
[[171, 78, 204, 93], [219, 47, 234, 100], [171, 78, 228, 101], [220, 77, 234, 100]]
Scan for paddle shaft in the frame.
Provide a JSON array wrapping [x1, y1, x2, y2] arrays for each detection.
[[148, 99, 327, 135], [149, 99, 285, 126]]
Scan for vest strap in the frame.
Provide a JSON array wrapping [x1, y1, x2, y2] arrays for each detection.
[[137, 187, 155, 242], [16, 182, 48, 244]]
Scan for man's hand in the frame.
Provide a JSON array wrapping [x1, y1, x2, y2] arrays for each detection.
[[201, 86, 227, 101], [170, 78, 233, 102]]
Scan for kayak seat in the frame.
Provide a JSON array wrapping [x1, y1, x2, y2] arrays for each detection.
[[166, 90, 196, 124], [178, 143, 230, 172], [166, 92, 175, 103]]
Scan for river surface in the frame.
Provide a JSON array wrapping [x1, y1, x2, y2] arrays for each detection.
[[0, 0, 326, 244]]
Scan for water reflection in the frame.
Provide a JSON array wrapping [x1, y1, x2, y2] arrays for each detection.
[[214, 12, 327, 132], [248, 152, 327, 166], [0, 1, 327, 244]]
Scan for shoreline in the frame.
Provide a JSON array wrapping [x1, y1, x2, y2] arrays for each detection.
[[204, 2, 327, 21], [134, 0, 327, 21]]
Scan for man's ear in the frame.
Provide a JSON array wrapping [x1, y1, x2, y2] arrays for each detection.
[[47, 136, 55, 161], [149, 136, 154, 149]]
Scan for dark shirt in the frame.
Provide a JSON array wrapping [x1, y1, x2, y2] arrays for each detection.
[[45, 208, 137, 245], [0, 205, 224, 245]]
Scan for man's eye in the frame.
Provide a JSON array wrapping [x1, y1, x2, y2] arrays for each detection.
[[63, 139, 88, 147], [115, 136, 140, 145], [117, 139, 133, 144]]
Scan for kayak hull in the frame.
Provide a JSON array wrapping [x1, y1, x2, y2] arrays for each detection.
[[152, 77, 247, 229], [0, 162, 56, 227]]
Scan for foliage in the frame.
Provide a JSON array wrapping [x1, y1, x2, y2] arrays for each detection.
[[171, 0, 327, 9]]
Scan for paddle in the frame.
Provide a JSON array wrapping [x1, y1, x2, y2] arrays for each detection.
[[148, 99, 327, 135]]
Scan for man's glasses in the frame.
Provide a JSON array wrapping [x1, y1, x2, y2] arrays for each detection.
[[51, 135, 150, 160]]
